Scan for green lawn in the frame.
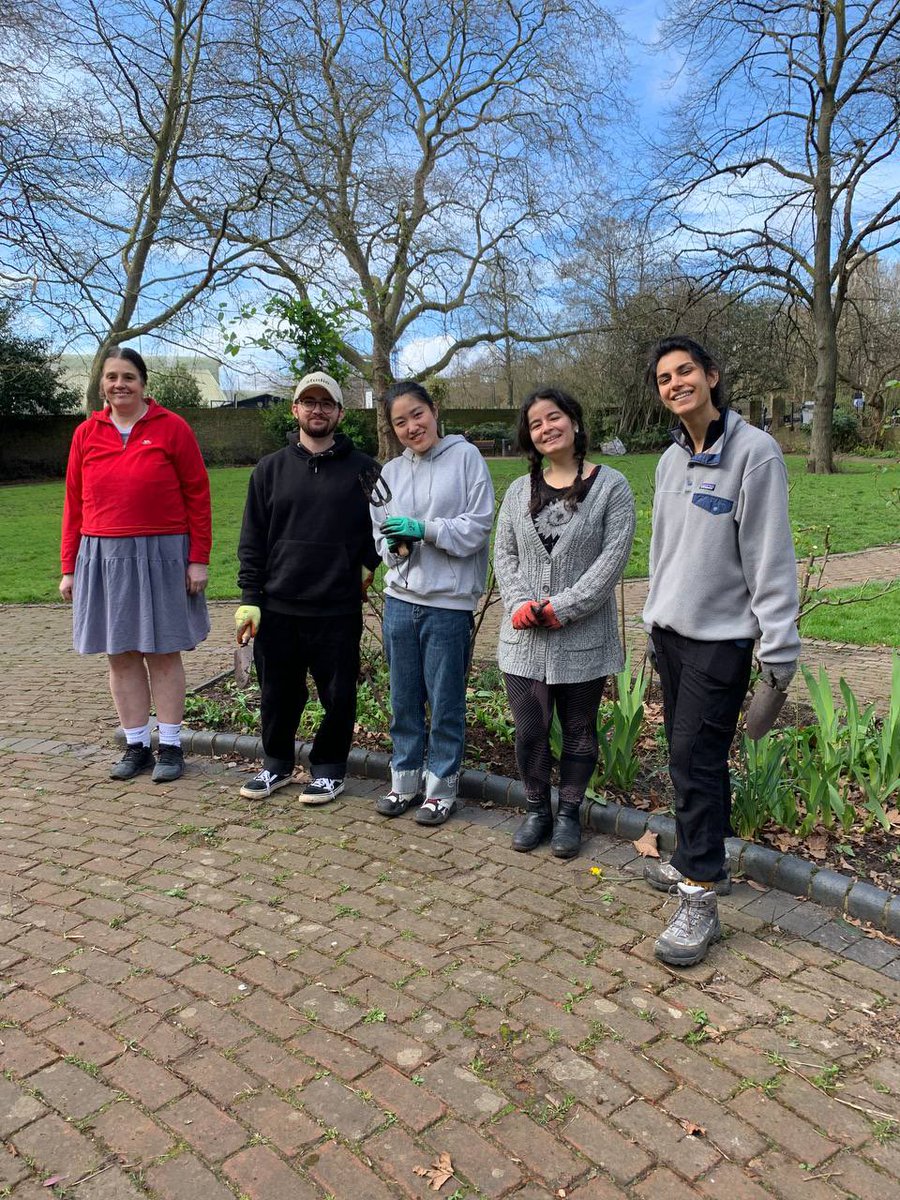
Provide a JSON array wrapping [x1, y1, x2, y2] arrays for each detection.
[[799, 582, 900, 647], [1, 454, 897, 605]]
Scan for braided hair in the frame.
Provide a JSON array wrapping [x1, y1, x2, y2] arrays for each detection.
[[516, 387, 590, 517]]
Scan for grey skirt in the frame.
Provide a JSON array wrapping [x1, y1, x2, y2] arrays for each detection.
[[73, 534, 211, 656]]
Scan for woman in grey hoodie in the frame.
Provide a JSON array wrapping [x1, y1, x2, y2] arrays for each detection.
[[370, 381, 495, 826], [494, 388, 636, 858]]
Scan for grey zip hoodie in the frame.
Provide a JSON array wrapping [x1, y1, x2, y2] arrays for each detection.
[[643, 411, 800, 663], [372, 435, 495, 611]]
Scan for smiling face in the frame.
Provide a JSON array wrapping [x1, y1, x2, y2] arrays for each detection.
[[292, 386, 343, 444], [525, 397, 577, 461], [388, 392, 440, 454], [101, 355, 147, 419], [654, 349, 720, 426]]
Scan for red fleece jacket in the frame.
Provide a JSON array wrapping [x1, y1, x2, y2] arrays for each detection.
[[60, 401, 212, 572]]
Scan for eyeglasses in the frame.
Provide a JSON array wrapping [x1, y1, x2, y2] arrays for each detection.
[[296, 397, 339, 414]]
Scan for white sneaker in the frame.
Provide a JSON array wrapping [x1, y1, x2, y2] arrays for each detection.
[[240, 769, 293, 800], [299, 777, 345, 805]]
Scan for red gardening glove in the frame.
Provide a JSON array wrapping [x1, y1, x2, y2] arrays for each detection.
[[511, 602, 543, 630], [539, 601, 562, 629]]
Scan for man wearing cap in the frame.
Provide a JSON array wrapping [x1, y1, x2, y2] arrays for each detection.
[[234, 372, 380, 802]]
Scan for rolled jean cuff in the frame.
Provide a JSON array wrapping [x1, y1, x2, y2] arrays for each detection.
[[391, 767, 424, 796], [425, 770, 458, 801]]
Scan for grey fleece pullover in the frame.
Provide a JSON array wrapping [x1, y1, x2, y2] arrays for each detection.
[[494, 466, 636, 684], [642, 412, 800, 664], [372, 435, 495, 611]]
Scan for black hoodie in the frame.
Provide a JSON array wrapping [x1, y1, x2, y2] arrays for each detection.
[[238, 433, 380, 616]]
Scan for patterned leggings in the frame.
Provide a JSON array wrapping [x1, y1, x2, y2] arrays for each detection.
[[503, 673, 607, 807]]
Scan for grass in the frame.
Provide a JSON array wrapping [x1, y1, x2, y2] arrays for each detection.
[[800, 582, 899, 646], [0, 454, 897, 604]]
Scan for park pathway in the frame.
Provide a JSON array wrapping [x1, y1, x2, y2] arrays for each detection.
[[1, 593, 899, 1198]]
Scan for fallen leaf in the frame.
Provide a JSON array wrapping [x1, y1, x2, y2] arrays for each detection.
[[746, 879, 769, 892], [413, 1151, 454, 1191], [43, 1176, 67, 1187], [633, 830, 659, 859], [679, 1119, 706, 1137]]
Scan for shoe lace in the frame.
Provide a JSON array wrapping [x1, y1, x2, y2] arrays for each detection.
[[667, 892, 704, 939], [258, 769, 277, 785], [124, 743, 148, 760], [311, 777, 338, 788]]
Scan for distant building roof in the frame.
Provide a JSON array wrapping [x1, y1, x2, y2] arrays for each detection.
[[58, 353, 227, 410]]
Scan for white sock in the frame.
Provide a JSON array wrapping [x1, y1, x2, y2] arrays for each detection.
[[124, 723, 151, 747], [157, 722, 182, 748]]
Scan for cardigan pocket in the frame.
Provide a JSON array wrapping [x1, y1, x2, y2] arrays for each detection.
[[692, 493, 734, 516]]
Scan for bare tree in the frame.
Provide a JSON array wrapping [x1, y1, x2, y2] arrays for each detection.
[[231, 0, 621, 456], [839, 256, 900, 435], [0, 0, 267, 407], [650, 0, 900, 472]]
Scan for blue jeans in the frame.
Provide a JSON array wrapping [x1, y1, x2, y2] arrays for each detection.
[[383, 597, 472, 800]]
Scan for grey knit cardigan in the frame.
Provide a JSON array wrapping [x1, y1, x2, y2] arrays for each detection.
[[494, 467, 636, 684]]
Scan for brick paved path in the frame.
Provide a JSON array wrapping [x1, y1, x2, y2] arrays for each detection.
[[2, 605, 900, 1198]]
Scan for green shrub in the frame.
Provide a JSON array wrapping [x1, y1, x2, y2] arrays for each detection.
[[830, 408, 861, 452]]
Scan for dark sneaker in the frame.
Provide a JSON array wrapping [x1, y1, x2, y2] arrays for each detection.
[[299, 777, 345, 805], [376, 790, 423, 817], [152, 744, 185, 784], [654, 883, 722, 967], [110, 743, 155, 781], [239, 769, 293, 800], [415, 797, 456, 826], [643, 856, 732, 895]]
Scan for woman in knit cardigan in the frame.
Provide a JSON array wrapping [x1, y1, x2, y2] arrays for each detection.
[[494, 388, 636, 858]]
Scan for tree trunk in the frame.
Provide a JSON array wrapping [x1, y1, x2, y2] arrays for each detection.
[[371, 345, 399, 462], [808, 290, 837, 473]]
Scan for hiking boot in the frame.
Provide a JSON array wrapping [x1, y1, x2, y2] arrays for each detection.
[[376, 790, 423, 817], [643, 856, 732, 895], [239, 769, 293, 799], [550, 801, 582, 859], [299, 777, 345, 805], [110, 743, 155, 781], [152, 744, 184, 783], [512, 797, 553, 852], [654, 883, 721, 967], [415, 797, 456, 826]]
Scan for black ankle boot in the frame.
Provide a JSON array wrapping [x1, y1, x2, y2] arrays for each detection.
[[512, 797, 553, 852], [551, 801, 582, 859]]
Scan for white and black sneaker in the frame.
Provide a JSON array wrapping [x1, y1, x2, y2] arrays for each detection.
[[299, 777, 345, 805], [239, 769, 294, 800]]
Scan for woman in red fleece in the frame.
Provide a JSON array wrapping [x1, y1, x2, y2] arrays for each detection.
[[59, 347, 211, 783]]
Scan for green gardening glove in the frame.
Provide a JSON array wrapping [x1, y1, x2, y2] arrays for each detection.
[[235, 604, 261, 645], [382, 516, 425, 542]]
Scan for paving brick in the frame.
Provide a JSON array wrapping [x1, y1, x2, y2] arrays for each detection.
[[29, 1059, 117, 1120], [492, 1109, 587, 1188], [561, 1105, 651, 1184], [173, 998, 254, 1048], [660, 1084, 767, 1163], [64, 981, 137, 1024], [589, 1039, 674, 1100], [305, 1139, 397, 1200], [104, 1050, 187, 1109], [72, 1165, 147, 1200], [612, 1097, 720, 1179], [295, 1073, 384, 1139], [146, 1151, 238, 1200], [633, 1166, 705, 1200], [358, 1063, 446, 1131], [162, 1091, 248, 1160], [728, 1089, 839, 1166], [173, 1046, 258, 1105], [12, 1112, 102, 1180], [696, 1163, 774, 1200], [114, 1013, 196, 1062], [419, 1056, 506, 1123], [364, 1123, 452, 1199], [43, 1017, 123, 1066], [224, 1144, 319, 1200], [0, 1076, 46, 1136], [234, 1088, 322, 1154], [290, 1025, 378, 1079], [234, 1034, 317, 1090], [91, 1099, 175, 1161], [0, 1027, 59, 1077], [424, 1115, 524, 1196]]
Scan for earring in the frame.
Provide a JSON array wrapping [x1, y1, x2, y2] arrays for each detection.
[[574, 425, 580, 433]]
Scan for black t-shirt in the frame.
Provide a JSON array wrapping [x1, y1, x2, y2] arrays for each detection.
[[531, 467, 600, 552]]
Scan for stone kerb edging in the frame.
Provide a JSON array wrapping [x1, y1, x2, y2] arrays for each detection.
[[120, 726, 900, 938]]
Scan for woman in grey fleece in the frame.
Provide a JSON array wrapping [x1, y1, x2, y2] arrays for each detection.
[[370, 381, 495, 826], [494, 388, 636, 858], [643, 336, 800, 969]]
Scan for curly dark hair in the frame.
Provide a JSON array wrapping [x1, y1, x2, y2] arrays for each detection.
[[516, 387, 590, 517], [645, 336, 725, 410]]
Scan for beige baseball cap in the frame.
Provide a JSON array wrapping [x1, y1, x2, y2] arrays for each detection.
[[293, 372, 343, 405]]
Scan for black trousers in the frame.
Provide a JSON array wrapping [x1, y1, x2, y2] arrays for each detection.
[[503, 673, 607, 807], [253, 610, 362, 778], [653, 627, 753, 883]]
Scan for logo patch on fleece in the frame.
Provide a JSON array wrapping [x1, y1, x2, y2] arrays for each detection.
[[698, 482, 715, 491]]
